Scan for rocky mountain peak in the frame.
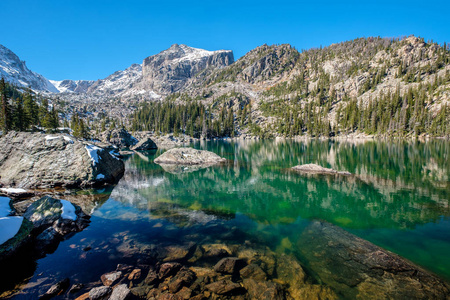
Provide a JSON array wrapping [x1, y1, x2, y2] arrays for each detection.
[[142, 44, 234, 94], [0, 44, 58, 93]]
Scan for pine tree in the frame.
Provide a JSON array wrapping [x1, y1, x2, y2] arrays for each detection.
[[0, 78, 12, 134]]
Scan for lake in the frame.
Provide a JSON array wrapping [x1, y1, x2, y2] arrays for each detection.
[[2, 139, 449, 299]]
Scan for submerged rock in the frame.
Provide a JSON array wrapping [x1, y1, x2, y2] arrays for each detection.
[[89, 286, 112, 300], [298, 221, 450, 299], [292, 163, 351, 176], [154, 148, 226, 166], [0, 131, 125, 189], [41, 278, 70, 299]]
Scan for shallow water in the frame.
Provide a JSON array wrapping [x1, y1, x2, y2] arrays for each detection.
[[2, 139, 450, 298]]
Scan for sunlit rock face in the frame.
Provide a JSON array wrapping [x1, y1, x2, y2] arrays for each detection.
[[142, 44, 234, 94]]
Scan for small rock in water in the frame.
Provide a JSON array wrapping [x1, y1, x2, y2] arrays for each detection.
[[89, 286, 112, 300], [109, 284, 131, 300], [101, 271, 122, 286], [214, 257, 247, 274], [68, 283, 84, 294], [127, 268, 142, 281], [159, 263, 182, 279], [205, 279, 243, 295], [41, 278, 70, 299]]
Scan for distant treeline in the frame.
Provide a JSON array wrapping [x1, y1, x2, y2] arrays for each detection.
[[130, 101, 237, 138]]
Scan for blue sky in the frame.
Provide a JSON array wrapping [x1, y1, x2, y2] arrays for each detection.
[[1, 0, 449, 81]]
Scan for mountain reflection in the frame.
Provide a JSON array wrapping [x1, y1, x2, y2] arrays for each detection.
[[109, 139, 449, 230]]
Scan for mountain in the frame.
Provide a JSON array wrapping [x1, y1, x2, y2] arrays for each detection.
[[142, 44, 234, 94], [52, 44, 233, 103], [0, 44, 58, 93], [132, 36, 450, 137]]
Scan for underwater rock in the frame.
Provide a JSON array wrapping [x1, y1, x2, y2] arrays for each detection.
[[298, 221, 450, 299]]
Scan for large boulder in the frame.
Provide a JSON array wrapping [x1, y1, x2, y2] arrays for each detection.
[[0, 131, 124, 189], [131, 136, 157, 151], [101, 129, 138, 149], [154, 148, 226, 166]]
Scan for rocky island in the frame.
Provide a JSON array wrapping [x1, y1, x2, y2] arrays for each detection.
[[292, 164, 352, 176], [154, 148, 226, 166]]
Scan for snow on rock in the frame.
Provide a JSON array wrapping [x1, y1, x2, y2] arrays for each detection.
[[45, 135, 60, 141], [0, 197, 12, 217], [60, 200, 77, 221], [0, 188, 28, 194], [85, 144, 103, 166], [0, 216, 24, 245], [63, 136, 74, 144]]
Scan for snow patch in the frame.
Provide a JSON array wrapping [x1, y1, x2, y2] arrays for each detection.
[[60, 200, 77, 220], [45, 135, 59, 141], [85, 144, 103, 166], [0, 196, 12, 217], [0, 216, 24, 245], [0, 188, 28, 194], [96, 174, 105, 180], [63, 136, 74, 144]]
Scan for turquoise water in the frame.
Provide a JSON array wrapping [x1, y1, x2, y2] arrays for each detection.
[[3, 139, 449, 298]]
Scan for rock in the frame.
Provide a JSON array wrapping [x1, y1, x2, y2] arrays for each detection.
[[168, 268, 196, 293], [242, 279, 284, 300], [144, 269, 159, 286], [142, 44, 233, 94], [23, 196, 90, 233], [127, 268, 142, 281], [18, 196, 90, 257], [130, 137, 157, 151], [158, 293, 184, 300], [275, 253, 307, 299], [68, 283, 84, 294], [159, 262, 182, 279], [298, 221, 450, 299], [154, 148, 226, 166], [88, 286, 112, 300], [100, 129, 138, 149], [292, 163, 351, 176], [175, 287, 192, 299], [239, 264, 267, 281], [0, 217, 33, 258], [0, 131, 124, 189], [109, 284, 131, 300], [214, 257, 246, 274], [40, 278, 70, 299], [205, 280, 244, 295], [129, 286, 151, 298], [100, 271, 122, 286], [160, 243, 195, 262]]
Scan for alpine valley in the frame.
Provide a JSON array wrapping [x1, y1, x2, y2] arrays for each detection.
[[0, 36, 449, 138]]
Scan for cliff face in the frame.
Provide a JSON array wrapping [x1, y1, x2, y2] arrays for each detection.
[[142, 44, 234, 94]]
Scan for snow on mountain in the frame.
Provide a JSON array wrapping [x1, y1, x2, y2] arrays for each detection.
[[50, 79, 95, 93], [0, 44, 59, 93]]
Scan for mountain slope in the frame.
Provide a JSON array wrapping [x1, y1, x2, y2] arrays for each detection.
[[0, 44, 58, 93]]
